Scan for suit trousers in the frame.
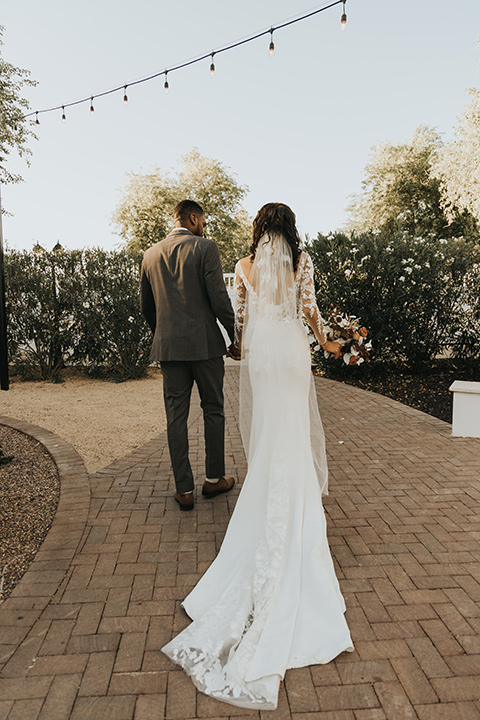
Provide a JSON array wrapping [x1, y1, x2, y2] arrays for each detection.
[[160, 357, 226, 494]]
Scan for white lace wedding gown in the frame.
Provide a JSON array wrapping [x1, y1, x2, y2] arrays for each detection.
[[162, 236, 353, 710]]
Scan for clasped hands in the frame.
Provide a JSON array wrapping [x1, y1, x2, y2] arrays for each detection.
[[227, 343, 241, 361]]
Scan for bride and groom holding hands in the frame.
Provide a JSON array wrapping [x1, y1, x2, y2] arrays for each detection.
[[140, 199, 353, 710]]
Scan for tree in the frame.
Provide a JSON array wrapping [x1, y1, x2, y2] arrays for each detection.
[[0, 26, 37, 185], [112, 149, 251, 271], [346, 125, 477, 240], [432, 89, 480, 225]]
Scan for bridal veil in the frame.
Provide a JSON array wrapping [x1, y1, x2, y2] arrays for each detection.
[[237, 233, 329, 495]]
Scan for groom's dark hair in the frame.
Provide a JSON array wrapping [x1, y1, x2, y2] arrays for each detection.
[[174, 200, 204, 224]]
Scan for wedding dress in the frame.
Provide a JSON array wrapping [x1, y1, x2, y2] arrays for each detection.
[[162, 234, 353, 710]]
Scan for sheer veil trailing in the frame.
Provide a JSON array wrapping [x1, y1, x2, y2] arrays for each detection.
[[237, 233, 329, 495]]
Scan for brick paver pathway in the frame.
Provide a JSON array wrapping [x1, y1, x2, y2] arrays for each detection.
[[1, 367, 480, 719]]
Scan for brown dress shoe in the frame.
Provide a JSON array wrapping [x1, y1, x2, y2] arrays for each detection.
[[202, 476, 235, 498], [174, 491, 194, 511]]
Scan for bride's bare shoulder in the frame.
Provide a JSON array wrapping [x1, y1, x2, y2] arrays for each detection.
[[237, 255, 254, 271]]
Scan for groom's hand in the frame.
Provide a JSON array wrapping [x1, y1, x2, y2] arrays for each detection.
[[227, 343, 241, 361]]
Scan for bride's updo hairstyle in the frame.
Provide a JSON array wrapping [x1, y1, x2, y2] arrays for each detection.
[[250, 202, 302, 271]]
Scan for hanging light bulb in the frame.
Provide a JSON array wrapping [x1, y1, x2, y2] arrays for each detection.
[[164, 70, 169, 94], [90, 96, 95, 112], [62, 106, 66, 121], [210, 52, 215, 77], [341, 0, 347, 30], [123, 85, 128, 103], [35, 112, 40, 125], [269, 28, 275, 57]]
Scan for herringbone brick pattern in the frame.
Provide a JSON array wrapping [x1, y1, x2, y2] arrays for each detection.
[[1, 367, 480, 719]]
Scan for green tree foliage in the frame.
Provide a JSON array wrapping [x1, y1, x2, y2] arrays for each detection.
[[346, 126, 478, 241], [5, 248, 81, 379], [0, 26, 37, 185], [5, 248, 151, 381], [432, 89, 480, 226], [72, 249, 151, 380], [307, 228, 480, 367], [112, 148, 251, 271], [450, 260, 480, 360]]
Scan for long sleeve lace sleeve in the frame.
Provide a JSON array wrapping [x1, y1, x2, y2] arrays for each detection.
[[300, 253, 325, 345], [234, 263, 247, 350]]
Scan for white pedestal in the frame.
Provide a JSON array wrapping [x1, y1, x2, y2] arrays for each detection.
[[449, 380, 480, 438]]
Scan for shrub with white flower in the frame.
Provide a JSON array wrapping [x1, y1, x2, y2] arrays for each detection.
[[5, 248, 152, 380], [306, 226, 480, 366]]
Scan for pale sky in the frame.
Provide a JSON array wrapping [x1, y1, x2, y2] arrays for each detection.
[[2, 0, 479, 252]]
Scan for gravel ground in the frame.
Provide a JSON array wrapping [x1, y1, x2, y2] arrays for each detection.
[[0, 368, 167, 474], [0, 368, 167, 602], [0, 425, 59, 602]]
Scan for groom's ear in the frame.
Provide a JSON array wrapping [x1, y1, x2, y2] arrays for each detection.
[[187, 213, 197, 231]]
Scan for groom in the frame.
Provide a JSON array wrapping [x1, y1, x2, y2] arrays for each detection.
[[140, 200, 236, 511]]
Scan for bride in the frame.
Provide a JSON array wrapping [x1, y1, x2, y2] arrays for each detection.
[[162, 202, 353, 710]]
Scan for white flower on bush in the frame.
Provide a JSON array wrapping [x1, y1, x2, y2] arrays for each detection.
[[399, 276, 406, 282], [405, 267, 413, 274], [345, 269, 352, 277], [84, 302, 90, 308], [128, 316, 134, 323]]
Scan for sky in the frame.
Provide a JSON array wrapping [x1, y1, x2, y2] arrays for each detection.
[[2, 0, 479, 252]]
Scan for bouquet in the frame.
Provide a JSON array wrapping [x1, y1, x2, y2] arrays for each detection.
[[314, 305, 372, 365]]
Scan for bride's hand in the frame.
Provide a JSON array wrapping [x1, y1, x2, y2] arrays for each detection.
[[328, 341, 342, 359]]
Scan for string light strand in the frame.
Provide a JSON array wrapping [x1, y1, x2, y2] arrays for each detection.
[[25, 0, 344, 120]]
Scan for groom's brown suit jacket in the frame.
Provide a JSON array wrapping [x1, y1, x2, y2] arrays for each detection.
[[140, 228, 235, 362]]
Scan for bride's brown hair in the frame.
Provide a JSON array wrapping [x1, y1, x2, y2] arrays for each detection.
[[249, 202, 302, 271]]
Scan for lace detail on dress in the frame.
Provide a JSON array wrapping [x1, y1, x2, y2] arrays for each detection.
[[234, 262, 248, 348], [163, 422, 293, 709], [297, 253, 324, 338]]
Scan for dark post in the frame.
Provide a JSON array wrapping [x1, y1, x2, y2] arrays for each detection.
[[0, 186, 9, 391]]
